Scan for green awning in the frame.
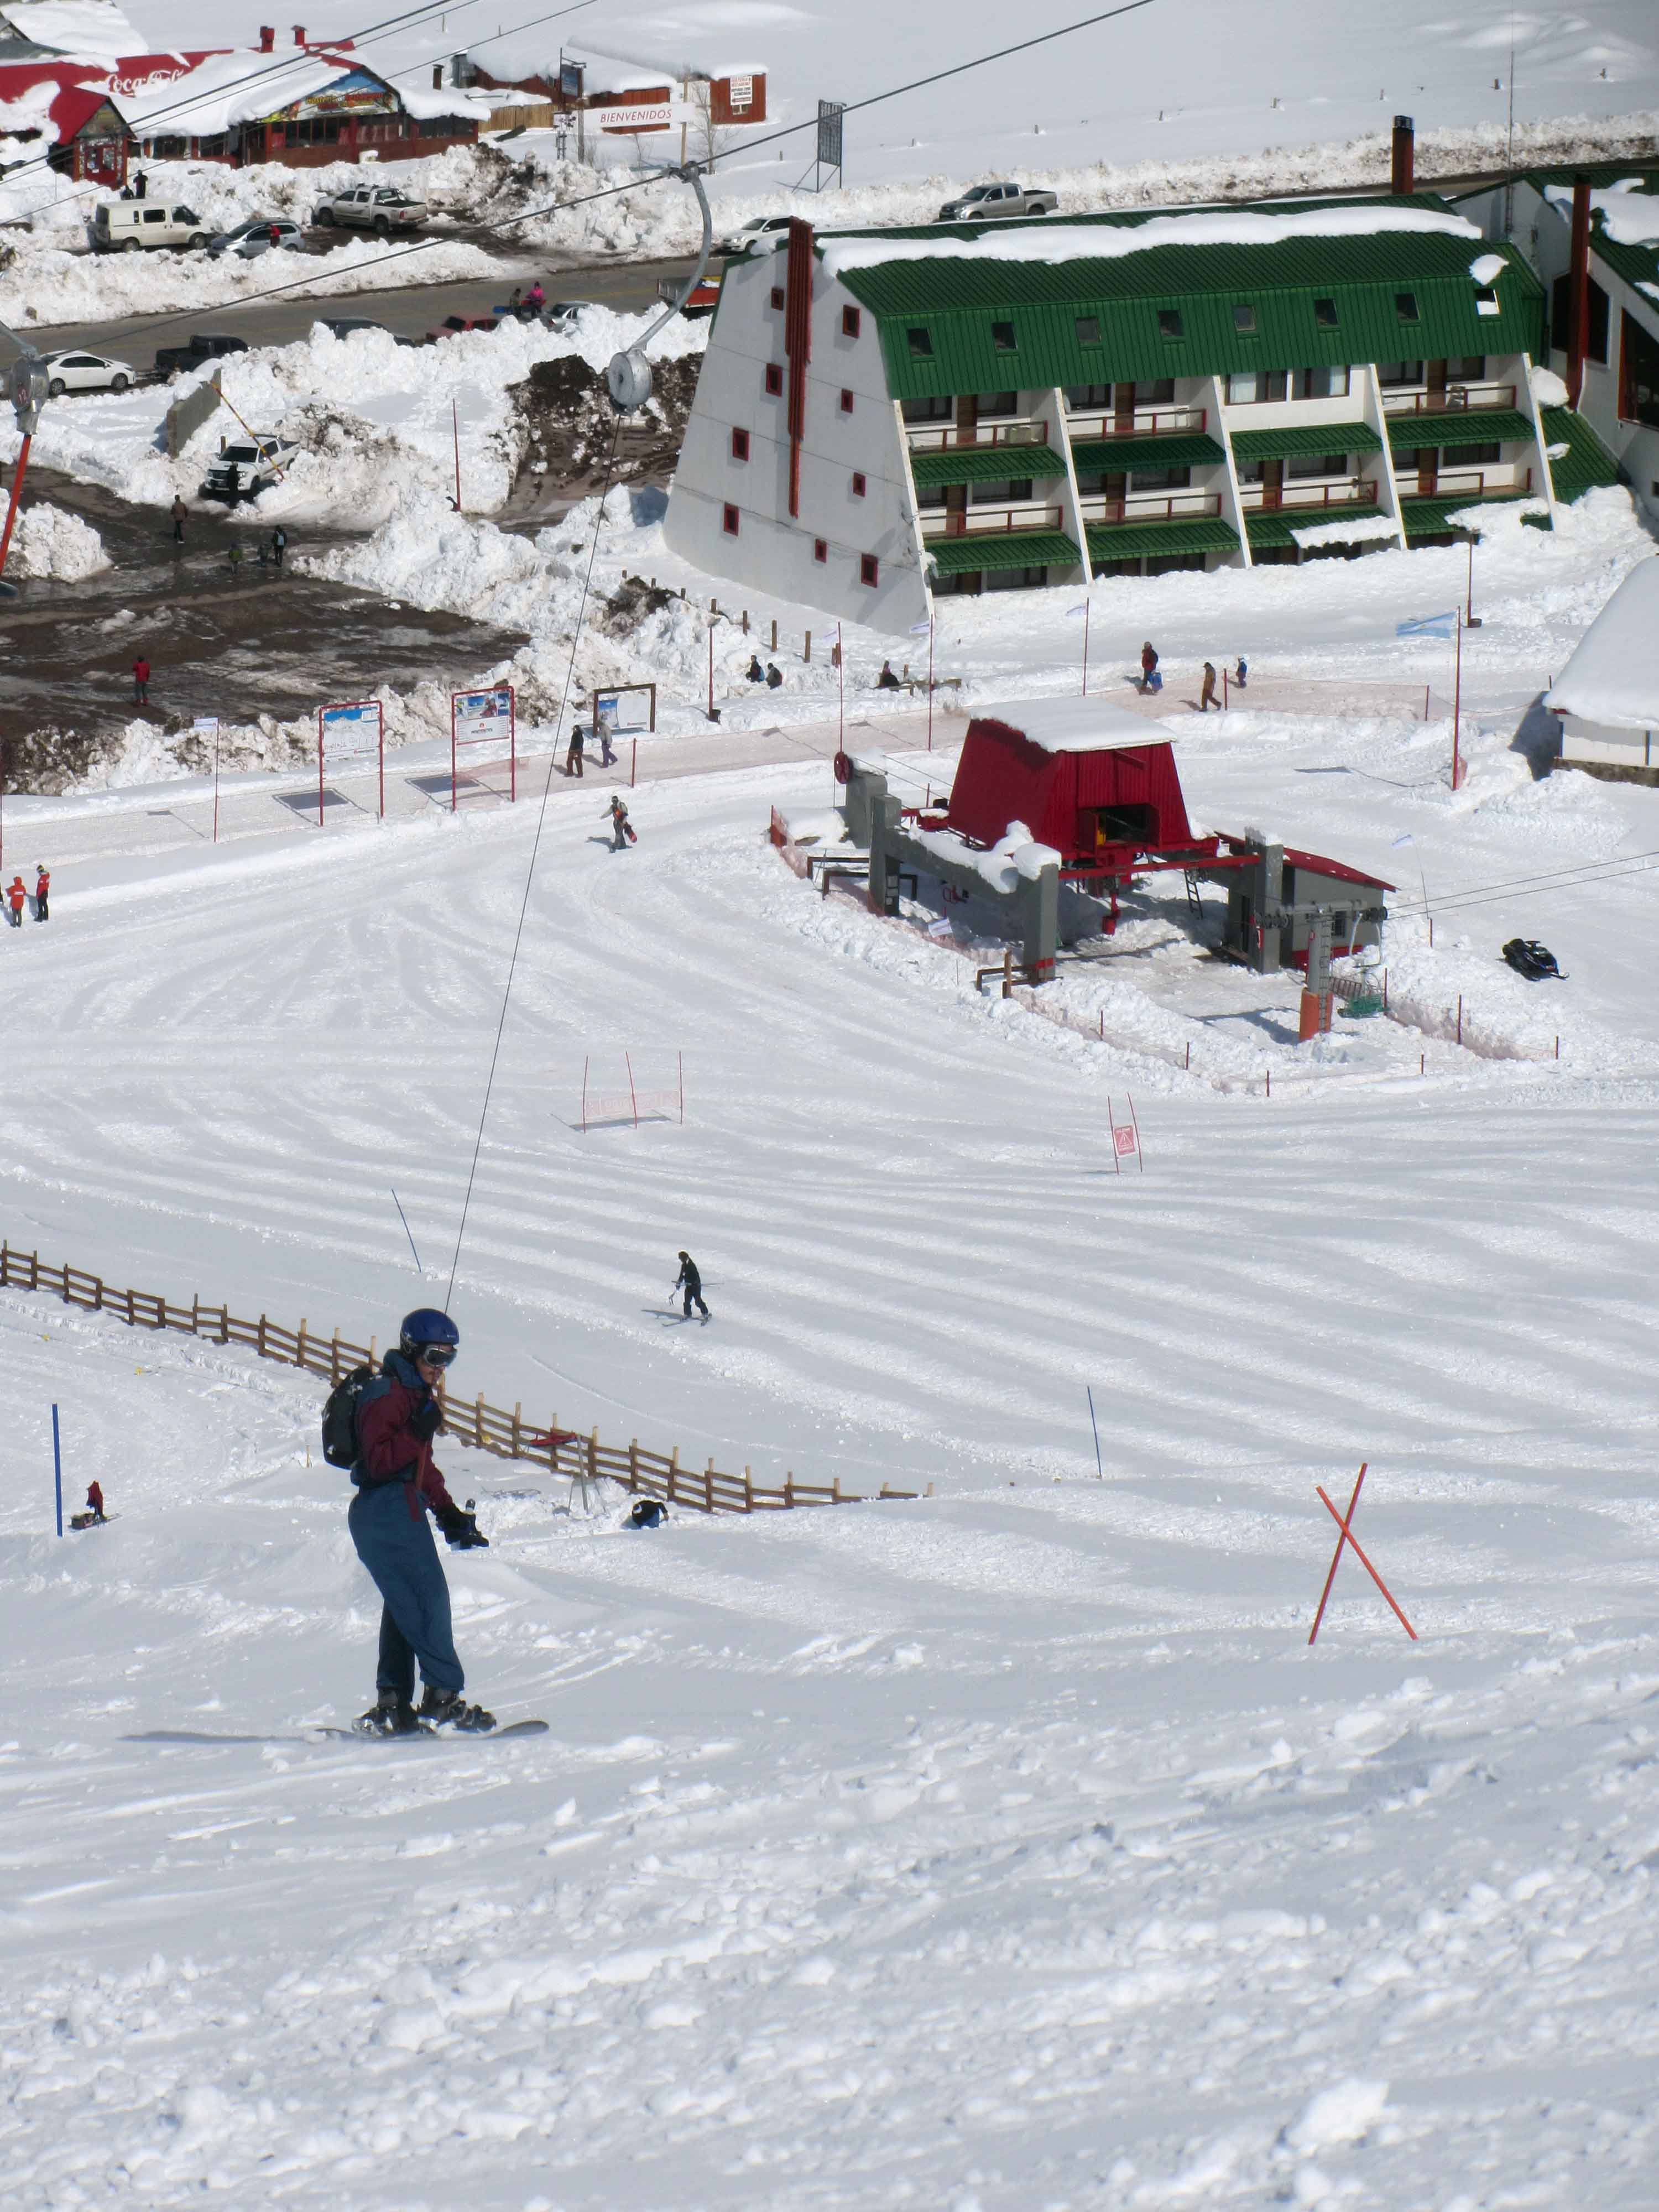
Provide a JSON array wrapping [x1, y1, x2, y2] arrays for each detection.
[[1245, 506, 1396, 547], [924, 529, 1080, 575], [1539, 406, 1621, 502], [1228, 420, 1381, 460], [1386, 408, 1535, 449], [1399, 491, 1533, 539], [1084, 516, 1239, 560], [1069, 432, 1225, 472], [909, 442, 1068, 485]]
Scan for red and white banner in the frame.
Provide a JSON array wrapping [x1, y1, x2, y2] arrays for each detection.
[[450, 685, 515, 811]]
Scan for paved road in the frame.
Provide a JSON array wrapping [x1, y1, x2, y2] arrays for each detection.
[[31, 254, 700, 362]]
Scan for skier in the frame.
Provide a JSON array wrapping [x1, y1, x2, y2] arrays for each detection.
[[132, 655, 150, 705], [1234, 655, 1248, 692], [672, 1250, 709, 1321], [565, 722, 585, 778], [348, 1308, 495, 1736], [4, 875, 24, 927], [1138, 641, 1161, 695], [270, 524, 286, 571], [607, 794, 636, 850], [170, 495, 187, 546], [85, 1481, 106, 1523], [1199, 661, 1220, 712], [33, 864, 49, 921]]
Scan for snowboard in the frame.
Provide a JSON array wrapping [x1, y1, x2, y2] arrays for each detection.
[[69, 1512, 117, 1531], [128, 1720, 549, 1746]]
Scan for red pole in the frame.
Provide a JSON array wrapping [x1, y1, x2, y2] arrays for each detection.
[[509, 687, 517, 803], [837, 621, 844, 751], [450, 693, 457, 814], [678, 1051, 684, 1124], [624, 1051, 639, 1129], [630, 735, 637, 789], [1308, 1464, 1367, 1645], [1465, 534, 1478, 629], [0, 430, 32, 583], [707, 626, 714, 719], [581, 1056, 588, 1134], [451, 398, 461, 512], [212, 723, 220, 844], [378, 709, 384, 821], [317, 709, 325, 829]]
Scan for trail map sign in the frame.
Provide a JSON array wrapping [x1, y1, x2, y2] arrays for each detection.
[[317, 699, 384, 825], [450, 685, 516, 811]]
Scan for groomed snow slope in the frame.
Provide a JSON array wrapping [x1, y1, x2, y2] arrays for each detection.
[[4, 709, 1659, 2205]]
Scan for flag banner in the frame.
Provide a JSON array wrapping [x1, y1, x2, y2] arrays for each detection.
[[1396, 611, 1457, 639]]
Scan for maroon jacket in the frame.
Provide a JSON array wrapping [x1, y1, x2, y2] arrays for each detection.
[[355, 1355, 459, 1520]]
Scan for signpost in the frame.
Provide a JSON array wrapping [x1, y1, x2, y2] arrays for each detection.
[[450, 685, 515, 811], [194, 716, 221, 841], [815, 98, 844, 190], [317, 700, 384, 826]]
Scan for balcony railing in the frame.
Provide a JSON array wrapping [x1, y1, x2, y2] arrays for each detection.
[[930, 505, 1066, 538], [1381, 383, 1518, 415], [1239, 479, 1379, 514], [1079, 491, 1223, 527], [1407, 464, 1533, 500], [1065, 404, 1208, 440], [903, 419, 1047, 452]]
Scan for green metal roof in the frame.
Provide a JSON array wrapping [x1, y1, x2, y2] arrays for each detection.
[[1069, 432, 1225, 471], [1084, 516, 1240, 560], [1229, 420, 1381, 459], [1539, 405, 1622, 502], [827, 196, 1545, 401], [1386, 408, 1536, 450], [924, 530, 1080, 575], [908, 443, 1068, 484], [1243, 508, 1395, 547], [1243, 510, 1302, 547], [1399, 491, 1533, 540], [1512, 167, 1659, 297]]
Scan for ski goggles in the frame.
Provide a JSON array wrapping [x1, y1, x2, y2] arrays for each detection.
[[412, 1343, 457, 1370]]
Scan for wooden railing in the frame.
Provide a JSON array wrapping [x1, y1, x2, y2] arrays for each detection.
[[0, 1243, 915, 1517], [1065, 405, 1208, 440], [935, 505, 1066, 538], [1082, 491, 1223, 526], [1240, 480, 1379, 514], [903, 419, 1047, 451]]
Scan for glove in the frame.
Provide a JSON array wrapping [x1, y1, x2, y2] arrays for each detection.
[[436, 1501, 489, 1549], [408, 1399, 442, 1442]]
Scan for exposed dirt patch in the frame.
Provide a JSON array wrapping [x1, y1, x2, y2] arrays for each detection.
[[596, 573, 682, 639], [510, 352, 697, 508]]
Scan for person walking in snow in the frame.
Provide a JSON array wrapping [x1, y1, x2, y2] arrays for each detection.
[[132, 656, 150, 705], [348, 1308, 495, 1736], [33, 865, 49, 922], [565, 722, 585, 778], [133, 169, 147, 200], [270, 525, 286, 571], [1199, 661, 1220, 712], [85, 1481, 106, 1523], [170, 495, 187, 546], [5, 875, 25, 927], [672, 1250, 709, 1321], [1138, 641, 1161, 694], [1234, 656, 1248, 692], [607, 794, 635, 850]]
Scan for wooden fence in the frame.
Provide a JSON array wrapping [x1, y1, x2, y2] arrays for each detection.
[[0, 1244, 915, 1517]]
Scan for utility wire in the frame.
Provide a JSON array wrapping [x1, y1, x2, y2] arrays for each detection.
[[1393, 853, 1659, 922], [1389, 844, 1659, 916]]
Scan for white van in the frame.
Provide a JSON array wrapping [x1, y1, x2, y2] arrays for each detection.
[[92, 201, 212, 253]]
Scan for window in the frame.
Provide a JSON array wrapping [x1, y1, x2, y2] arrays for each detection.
[[151, 134, 186, 156], [1066, 382, 1111, 409], [916, 484, 948, 510], [1446, 356, 1486, 381], [1128, 465, 1191, 492], [1455, 441, 1502, 467], [764, 363, 783, 395], [813, 538, 828, 562], [143, 207, 166, 223], [1378, 360, 1423, 387], [1551, 274, 1610, 364], [1286, 452, 1350, 479], [1227, 369, 1287, 404], [770, 286, 785, 310], [987, 566, 1048, 591], [1233, 303, 1257, 333], [1142, 378, 1176, 404], [977, 390, 1018, 418], [901, 394, 952, 424], [1623, 308, 1659, 430], [1234, 458, 1264, 484], [197, 133, 227, 157], [1396, 448, 1431, 472], [1157, 308, 1184, 341], [860, 554, 879, 587], [1314, 298, 1339, 328], [1075, 315, 1100, 347], [851, 472, 867, 496], [839, 388, 854, 414], [1395, 292, 1420, 324], [730, 426, 749, 461], [991, 320, 1017, 353], [842, 305, 861, 338], [970, 477, 1035, 503], [1296, 364, 1350, 399], [907, 326, 933, 359], [722, 503, 739, 536]]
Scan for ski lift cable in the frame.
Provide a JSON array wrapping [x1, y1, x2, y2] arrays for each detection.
[[1390, 854, 1659, 923], [1388, 844, 1659, 916], [63, 0, 1162, 350]]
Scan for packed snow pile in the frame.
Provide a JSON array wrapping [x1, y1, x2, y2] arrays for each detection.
[[295, 490, 546, 617], [909, 815, 1061, 894], [8, 499, 110, 579], [1546, 556, 1659, 731]]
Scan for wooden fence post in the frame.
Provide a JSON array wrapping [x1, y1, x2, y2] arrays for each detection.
[[330, 1332, 342, 1384], [804, 629, 811, 664], [832, 1475, 842, 1503], [668, 1447, 679, 1504], [123, 1287, 134, 1324], [511, 1402, 522, 1455], [744, 1467, 753, 1512], [628, 1439, 639, 1491], [297, 1319, 308, 1369], [588, 1428, 599, 1494], [705, 1458, 716, 1513], [30, 1250, 39, 1289], [191, 1293, 199, 1335], [785, 1473, 795, 1507], [769, 617, 778, 651], [474, 1391, 486, 1447]]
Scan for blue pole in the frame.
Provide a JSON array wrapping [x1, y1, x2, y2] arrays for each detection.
[[1087, 1386, 1103, 1480], [390, 1187, 422, 1274], [52, 1402, 62, 1537]]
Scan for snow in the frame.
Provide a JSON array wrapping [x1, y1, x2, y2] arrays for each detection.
[[1544, 175, 1659, 249], [1, 0, 139, 61], [818, 202, 1482, 280], [1290, 513, 1399, 549], [970, 695, 1167, 754], [1546, 556, 1659, 732], [8, 496, 111, 577], [1468, 250, 1507, 284], [117, 49, 356, 137], [909, 813, 1060, 893], [1528, 363, 1571, 407]]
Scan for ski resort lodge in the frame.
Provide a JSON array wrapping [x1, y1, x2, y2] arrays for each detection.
[[665, 181, 1622, 637]]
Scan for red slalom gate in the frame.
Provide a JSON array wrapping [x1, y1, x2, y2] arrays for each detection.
[[1307, 1463, 1417, 1645], [450, 685, 517, 811]]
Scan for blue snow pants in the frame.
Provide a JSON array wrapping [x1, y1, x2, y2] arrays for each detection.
[[348, 1480, 464, 1698]]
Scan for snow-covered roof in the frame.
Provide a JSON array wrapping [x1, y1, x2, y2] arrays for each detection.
[[112, 49, 488, 132], [909, 817, 1061, 894], [971, 697, 1170, 754], [1543, 178, 1659, 251], [0, 0, 139, 62], [1546, 558, 1659, 732]]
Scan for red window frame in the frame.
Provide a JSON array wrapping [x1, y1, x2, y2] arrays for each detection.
[[730, 426, 750, 461], [851, 471, 867, 496], [770, 285, 785, 310], [764, 363, 784, 397], [842, 305, 861, 338], [722, 503, 740, 536], [813, 538, 828, 563], [859, 554, 879, 587], [839, 388, 854, 414]]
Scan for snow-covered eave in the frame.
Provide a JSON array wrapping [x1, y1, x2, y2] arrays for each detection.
[[908, 817, 1061, 896]]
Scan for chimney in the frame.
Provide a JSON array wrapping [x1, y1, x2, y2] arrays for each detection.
[[293, 23, 306, 45], [1565, 172, 1592, 409], [258, 23, 274, 50], [1390, 114, 1414, 196]]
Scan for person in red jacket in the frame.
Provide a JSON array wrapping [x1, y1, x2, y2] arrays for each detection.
[[4, 876, 24, 927], [132, 656, 150, 705], [348, 1308, 495, 1735], [85, 1481, 106, 1522], [33, 865, 49, 922]]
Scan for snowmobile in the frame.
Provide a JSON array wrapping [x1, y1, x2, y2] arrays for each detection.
[[1502, 938, 1564, 982]]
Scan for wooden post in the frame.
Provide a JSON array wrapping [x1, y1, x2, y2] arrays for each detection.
[[30, 1250, 39, 1289], [298, 1319, 308, 1369], [832, 1475, 842, 1502], [474, 1391, 486, 1447], [94, 1276, 105, 1312], [769, 618, 778, 651], [511, 1402, 522, 1454], [258, 1314, 268, 1354], [668, 1447, 679, 1503], [804, 629, 811, 664], [124, 1287, 134, 1324], [629, 1438, 639, 1491], [744, 1467, 753, 1511], [191, 1293, 199, 1334], [330, 1332, 342, 1384], [785, 1474, 795, 1507], [705, 1458, 715, 1512], [588, 1427, 599, 1494], [742, 609, 749, 633]]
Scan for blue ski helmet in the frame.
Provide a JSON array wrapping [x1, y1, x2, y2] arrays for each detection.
[[399, 1308, 460, 1364]]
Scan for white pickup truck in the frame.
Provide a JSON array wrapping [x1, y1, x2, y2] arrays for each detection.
[[313, 184, 426, 235], [936, 181, 1060, 223]]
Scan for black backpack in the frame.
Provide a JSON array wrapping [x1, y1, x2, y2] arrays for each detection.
[[628, 1499, 667, 1529], [321, 1364, 375, 1469]]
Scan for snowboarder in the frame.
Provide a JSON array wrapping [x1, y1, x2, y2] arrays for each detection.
[[270, 525, 286, 571], [1199, 661, 1220, 712], [765, 662, 783, 690], [85, 1481, 106, 1523], [4, 876, 24, 927], [565, 722, 585, 777], [607, 795, 636, 850], [132, 656, 150, 705], [348, 1308, 495, 1736], [877, 659, 901, 690], [747, 653, 765, 684], [33, 865, 49, 921], [1138, 641, 1161, 694], [1234, 656, 1248, 691], [170, 495, 187, 546], [672, 1250, 709, 1321]]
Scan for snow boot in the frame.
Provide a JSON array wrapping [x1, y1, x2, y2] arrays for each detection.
[[358, 1691, 420, 1736], [418, 1686, 495, 1733]]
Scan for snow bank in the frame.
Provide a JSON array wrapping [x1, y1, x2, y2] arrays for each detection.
[[1544, 177, 1659, 250], [295, 489, 544, 614], [8, 500, 110, 580], [1287, 2079, 1389, 2152], [1546, 557, 1659, 732]]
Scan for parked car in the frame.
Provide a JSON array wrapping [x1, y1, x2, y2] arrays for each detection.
[[201, 433, 299, 503], [936, 181, 1059, 222], [155, 332, 250, 379], [658, 273, 720, 318], [321, 317, 392, 340], [207, 216, 304, 259], [494, 296, 584, 329], [314, 184, 426, 234], [426, 314, 498, 342], [92, 201, 212, 253], [1502, 938, 1564, 981], [717, 213, 792, 255], [38, 348, 135, 395]]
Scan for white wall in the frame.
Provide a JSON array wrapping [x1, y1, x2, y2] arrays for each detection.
[[664, 254, 930, 635]]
